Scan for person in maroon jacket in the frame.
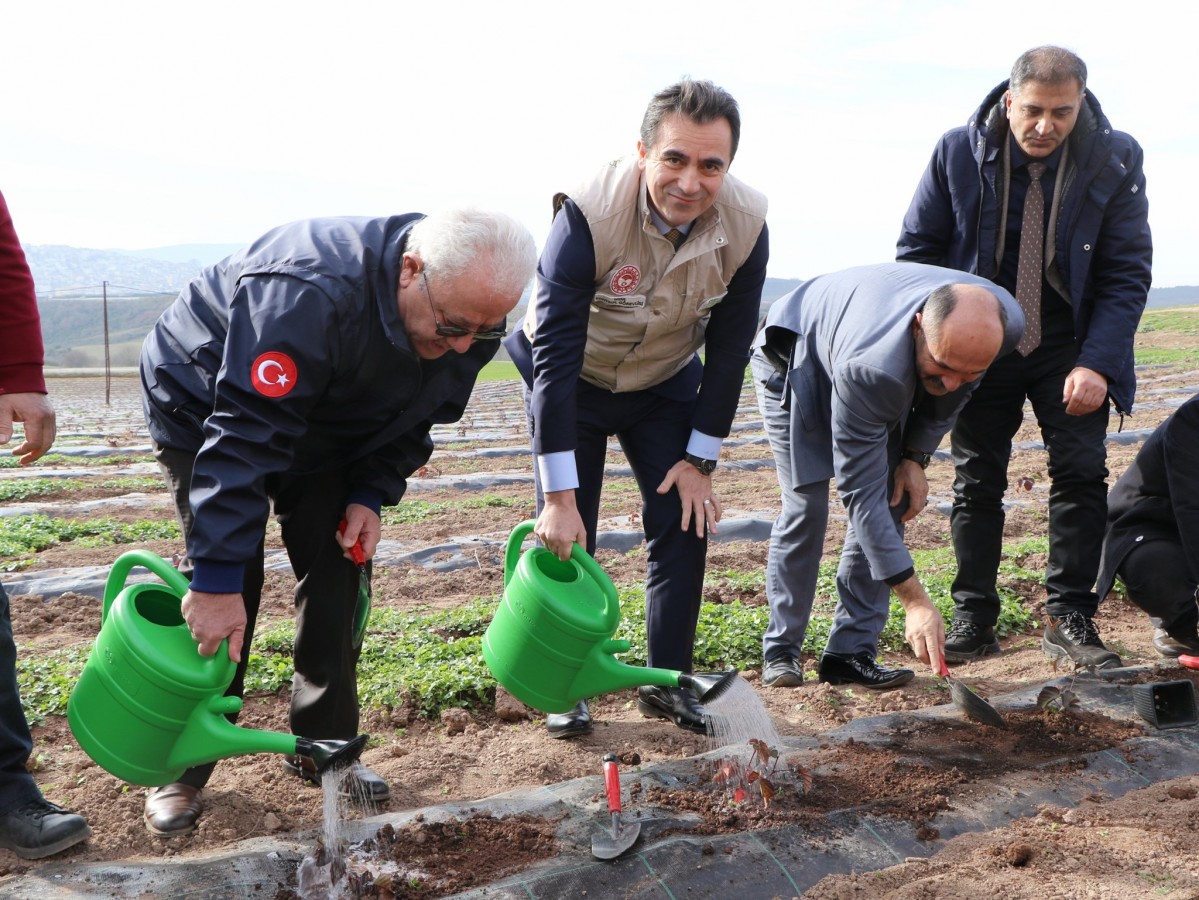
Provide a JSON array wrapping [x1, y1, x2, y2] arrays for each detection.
[[0, 190, 92, 858]]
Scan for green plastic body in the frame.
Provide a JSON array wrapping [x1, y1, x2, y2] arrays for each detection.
[[481, 521, 685, 714], [66, 549, 299, 786]]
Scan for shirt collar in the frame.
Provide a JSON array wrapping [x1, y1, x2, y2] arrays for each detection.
[[1009, 133, 1066, 175]]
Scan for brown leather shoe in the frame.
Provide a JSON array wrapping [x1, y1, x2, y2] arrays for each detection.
[[281, 756, 391, 802], [143, 783, 203, 836]]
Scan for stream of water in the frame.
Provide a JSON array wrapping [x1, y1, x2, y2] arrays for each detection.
[[295, 764, 352, 899]]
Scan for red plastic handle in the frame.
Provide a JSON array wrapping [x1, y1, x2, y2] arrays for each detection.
[[603, 755, 622, 814], [1179, 654, 1199, 670], [338, 517, 366, 567], [938, 659, 950, 678]]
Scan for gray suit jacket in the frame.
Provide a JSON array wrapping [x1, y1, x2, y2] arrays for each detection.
[[755, 262, 1023, 581]]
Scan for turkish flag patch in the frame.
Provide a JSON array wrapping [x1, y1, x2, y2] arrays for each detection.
[[250, 351, 298, 398]]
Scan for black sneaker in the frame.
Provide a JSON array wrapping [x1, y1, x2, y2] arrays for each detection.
[[0, 799, 91, 859], [1042, 611, 1123, 670], [762, 654, 804, 687], [943, 619, 1001, 662]]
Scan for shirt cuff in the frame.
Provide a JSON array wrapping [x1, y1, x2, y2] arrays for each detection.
[[537, 451, 579, 494], [686, 430, 722, 461]]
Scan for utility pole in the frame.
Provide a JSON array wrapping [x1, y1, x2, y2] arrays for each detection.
[[102, 280, 111, 405]]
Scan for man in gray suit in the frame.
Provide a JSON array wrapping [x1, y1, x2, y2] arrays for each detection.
[[752, 263, 1023, 690]]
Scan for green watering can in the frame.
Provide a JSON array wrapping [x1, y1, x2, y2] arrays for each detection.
[[67, 549, 366, 787], [482, 521, 735, 714]]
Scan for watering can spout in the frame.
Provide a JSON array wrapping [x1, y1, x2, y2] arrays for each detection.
[[297, 734, 369, 775], [678, 671, 738, 704]]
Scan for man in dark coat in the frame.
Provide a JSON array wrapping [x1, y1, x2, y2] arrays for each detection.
[[139, 209, 535, 835], [897, 45, 1152, 669], [1097, 395, 1199, 657]]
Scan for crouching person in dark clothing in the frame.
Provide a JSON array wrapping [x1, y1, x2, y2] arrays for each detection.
[[1098, 394, 1199, 658]]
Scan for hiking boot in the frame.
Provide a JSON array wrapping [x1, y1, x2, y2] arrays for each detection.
[[762, 654, 804, 687], [1042, 611, 1123, 670], [943, 619, 1000, 663]]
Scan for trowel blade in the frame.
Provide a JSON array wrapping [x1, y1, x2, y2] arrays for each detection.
[[591, 813, 640, 860]]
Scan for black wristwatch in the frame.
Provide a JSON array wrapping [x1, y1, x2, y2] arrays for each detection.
[[900, 448, 933, 469], [684, 453, 718, 476]]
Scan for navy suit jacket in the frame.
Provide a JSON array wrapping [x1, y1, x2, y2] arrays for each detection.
[[755, 262, 1023, 581]]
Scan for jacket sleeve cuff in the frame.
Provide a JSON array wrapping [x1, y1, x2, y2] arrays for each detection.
[[188, 560, 246, 595], [884, 566, 916, 587], [345, 487, 385, 517]]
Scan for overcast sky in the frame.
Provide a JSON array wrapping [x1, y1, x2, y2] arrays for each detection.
[[3, 1, 1193, 286]]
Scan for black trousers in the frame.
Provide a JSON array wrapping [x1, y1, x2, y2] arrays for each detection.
[[524, 381, 706, 672], [1117, 539, 1199, 636], [949, 339, 1109, 625], [155, 444, 364, 789], [0, 582, 41, 813]]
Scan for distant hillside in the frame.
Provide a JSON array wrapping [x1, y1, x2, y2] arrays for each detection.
[[24, 242, 1197, 368]]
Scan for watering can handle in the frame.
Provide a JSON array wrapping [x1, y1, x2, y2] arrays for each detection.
[[102, 549, 192, 624], [503, 519, 619, 608]]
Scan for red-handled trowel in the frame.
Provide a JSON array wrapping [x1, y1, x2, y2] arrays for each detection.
[[338, 517, 372, 649], [591, 753, 641, 860]]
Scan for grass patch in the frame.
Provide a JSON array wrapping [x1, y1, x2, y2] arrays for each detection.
[[16, 539, 1042, 724], [0, 476, 163, 503], [476, 360, 519, 383], [0, 514, 179, 558], [380, 495, 527, 526]]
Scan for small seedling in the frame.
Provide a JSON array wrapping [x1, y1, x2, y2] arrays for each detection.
[[712, 738, 812, 807], [1037, 683, 1080, 713]]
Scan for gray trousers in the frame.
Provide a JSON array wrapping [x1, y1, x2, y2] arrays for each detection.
[[753, 351, 902, 661]]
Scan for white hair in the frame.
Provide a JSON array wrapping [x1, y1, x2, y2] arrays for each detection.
[[407, 208, 536, 298]]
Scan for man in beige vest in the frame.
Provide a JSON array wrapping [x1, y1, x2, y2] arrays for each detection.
[[505, 79, 769, 738]]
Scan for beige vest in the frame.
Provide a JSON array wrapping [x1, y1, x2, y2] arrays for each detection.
[[524, 156, 768, 392]]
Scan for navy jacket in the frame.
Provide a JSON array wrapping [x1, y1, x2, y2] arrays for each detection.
[[1097, 395, 1199, 600], [140, 215, 498, 592], [897, 83, 1152, 413]]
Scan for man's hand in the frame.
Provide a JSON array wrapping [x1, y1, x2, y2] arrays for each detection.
[[892, 576, 946, 673], [658, 459, 721, 538], [535, 489, 589, 561], [891, 459, 929, 524], [337, 503, 381, 560], [0, 392, 56, 465], [180, 590, 248, 662], [1062, 366, 1109, 415]]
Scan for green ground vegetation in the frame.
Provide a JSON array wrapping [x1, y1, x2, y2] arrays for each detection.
[[1135, 307, 1199, 366], [380, 495, 527, 526], [17, 539, 1042, 724], [0, 476, 162, 503], [0, 515, 179, 566]]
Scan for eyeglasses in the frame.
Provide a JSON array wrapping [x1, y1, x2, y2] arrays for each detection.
[[421, 272, 507, 341]]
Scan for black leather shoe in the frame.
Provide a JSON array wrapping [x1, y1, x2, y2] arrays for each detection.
[[281, 757, 391, 802], [0, 799, 91, 858], [1152, 627, 1199, 658], [144, 783, 203, 836], [545, 700, 592, 739], [818, 651, 914, 691], [637, 686, 708, 735]]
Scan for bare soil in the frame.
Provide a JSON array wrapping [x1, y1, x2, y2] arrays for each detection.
[[3, 358, 1199, 897]]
